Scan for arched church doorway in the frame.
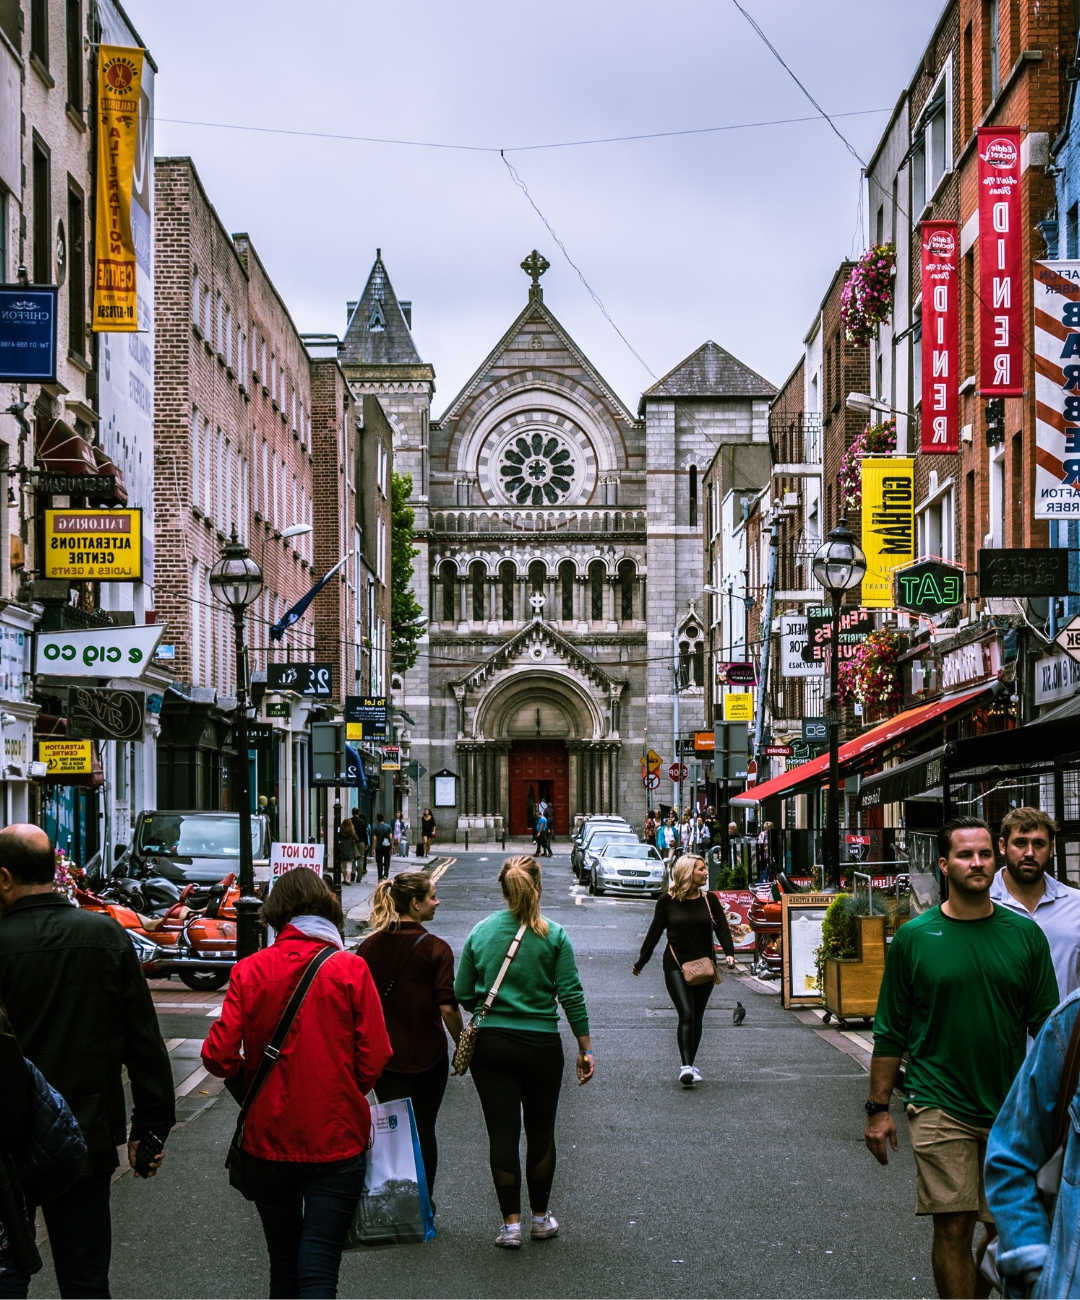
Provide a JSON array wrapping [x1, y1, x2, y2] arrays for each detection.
[[509, 739, 569, 836]]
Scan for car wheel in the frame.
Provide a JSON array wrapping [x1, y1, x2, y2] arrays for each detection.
[[591, 870, 604, 896], [178, 968, 230, 992]]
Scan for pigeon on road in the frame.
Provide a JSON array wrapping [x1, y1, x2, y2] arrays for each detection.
[[732, 1002, 746, 1025]]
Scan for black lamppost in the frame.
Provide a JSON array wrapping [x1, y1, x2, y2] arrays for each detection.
[[209, 530, 264, 959], [812, 517, 867, 890]]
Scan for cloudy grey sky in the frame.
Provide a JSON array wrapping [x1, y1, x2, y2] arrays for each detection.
[[137, 0, 943, 412]]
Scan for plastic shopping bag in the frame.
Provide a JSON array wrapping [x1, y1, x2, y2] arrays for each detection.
[[345, 1097, 435, 1248]]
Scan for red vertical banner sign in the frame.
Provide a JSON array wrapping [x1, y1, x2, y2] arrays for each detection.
[[920, 221, 960, 453], [977, 127, 1024, 396]]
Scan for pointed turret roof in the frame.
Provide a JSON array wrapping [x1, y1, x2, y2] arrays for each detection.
[[641, 340, 776, 403], [339, 250, 422, 366]]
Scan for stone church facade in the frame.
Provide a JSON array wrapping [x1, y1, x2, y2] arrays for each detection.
[[341, 250, 774, 841]]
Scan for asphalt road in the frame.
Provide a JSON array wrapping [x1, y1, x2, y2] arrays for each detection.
[[31, 849, 935, 1298]]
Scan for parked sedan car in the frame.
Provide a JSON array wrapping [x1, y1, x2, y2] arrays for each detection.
[[571, 815, 628, 846], [588, 841, 666, 897], [572, 825, 639, 879]]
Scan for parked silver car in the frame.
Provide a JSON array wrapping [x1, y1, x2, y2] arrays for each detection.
[[588, 840, 666, 897], [572, 821, 636, 878]]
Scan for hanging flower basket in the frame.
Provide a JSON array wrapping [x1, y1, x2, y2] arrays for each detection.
[[837, 630, 901, 716], [837, 418, 896, 513], [841, 243, 896, 347]]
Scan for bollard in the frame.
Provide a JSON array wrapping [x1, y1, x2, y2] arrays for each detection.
[[464, 829, 469, 851], [501, 831, 506, 852]]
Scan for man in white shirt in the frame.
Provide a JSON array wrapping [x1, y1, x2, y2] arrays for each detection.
[[990, 807, 1080, 999]]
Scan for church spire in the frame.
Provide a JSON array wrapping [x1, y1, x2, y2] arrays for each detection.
[[520, 249, 550, 302], [339, 249, 422, 366]]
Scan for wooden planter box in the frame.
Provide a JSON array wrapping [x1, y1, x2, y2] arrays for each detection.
[[823, 914, 886, 1028]]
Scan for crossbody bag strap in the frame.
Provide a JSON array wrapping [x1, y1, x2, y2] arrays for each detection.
[[234, 945, 338, 1146], [1052, 1006, 1080, 1152], [474, 923, 527, 1022], [382, 931, 427, 999]]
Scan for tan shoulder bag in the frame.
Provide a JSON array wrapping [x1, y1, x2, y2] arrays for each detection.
[[451, 923, 528, 1075], [669, 893, 723, 986]]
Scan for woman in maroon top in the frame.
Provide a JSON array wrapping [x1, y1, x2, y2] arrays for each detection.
[[357, 872, 462, 1202]]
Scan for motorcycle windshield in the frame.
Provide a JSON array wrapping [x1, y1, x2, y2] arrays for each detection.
[[139, 814, 262, 859]]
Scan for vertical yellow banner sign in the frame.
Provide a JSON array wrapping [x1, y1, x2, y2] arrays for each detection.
[[860, 458, 915, 608], [93, 45, 144, 333]]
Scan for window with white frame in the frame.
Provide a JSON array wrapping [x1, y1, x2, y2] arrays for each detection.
[[191, 407, 200, 505], [202, 287, 211, 341], [192, 270, 200, 328], [225, 306, 232, 367], [916, 486, 955, 561], [377, 518, 386, 583], [912, 61, 952, 215]]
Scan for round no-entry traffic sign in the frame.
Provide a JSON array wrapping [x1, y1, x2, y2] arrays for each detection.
[[668, 763, 688, 782]]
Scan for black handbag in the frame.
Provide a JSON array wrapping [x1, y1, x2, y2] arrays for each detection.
[[225, 945, 339, 1200]]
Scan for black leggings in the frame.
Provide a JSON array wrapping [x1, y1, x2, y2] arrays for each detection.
[[469, 1029, 564, 1217], [373, 1054, 449, 1198], [664, 967, 714, 1066]]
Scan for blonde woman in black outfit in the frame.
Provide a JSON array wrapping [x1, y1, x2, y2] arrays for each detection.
[[633, 854, 736, 1087]]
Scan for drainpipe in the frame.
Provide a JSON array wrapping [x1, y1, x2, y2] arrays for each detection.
[[753, 523, 779, 779]]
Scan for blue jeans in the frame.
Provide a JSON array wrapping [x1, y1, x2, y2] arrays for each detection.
[[0, 1170, 113, 1299], [247, 1152, 365, 1299]]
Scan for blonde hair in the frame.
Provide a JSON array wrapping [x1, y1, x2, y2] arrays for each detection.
[[670, 854, 706, 902], [498, 855, 548, 937], [368, 871, 432, 932]]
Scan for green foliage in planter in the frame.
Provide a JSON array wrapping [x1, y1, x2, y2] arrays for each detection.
[[814, 889, 910, 988], [715, 864, 734, 889], [732, 862, 748, 889]]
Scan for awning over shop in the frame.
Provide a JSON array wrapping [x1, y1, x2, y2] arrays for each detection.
[[858, 747, 945, 811], [36, 417, 97, 475], [89, 445, 128, 506], [731, 686, 993, 806]]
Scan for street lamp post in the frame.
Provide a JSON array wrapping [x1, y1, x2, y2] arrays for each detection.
[[812, 517, 867, 890], [209, 530, 264, 960]]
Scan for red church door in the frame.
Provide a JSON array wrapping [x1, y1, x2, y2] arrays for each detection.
[[508, 740, 569, 836]]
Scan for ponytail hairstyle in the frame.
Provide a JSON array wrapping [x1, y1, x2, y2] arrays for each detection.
[[368, 871, 433, 932], [669, 854, 706, 902], [498, 854, 548, 937]]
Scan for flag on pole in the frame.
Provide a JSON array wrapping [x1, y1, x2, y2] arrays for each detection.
[[269, 553, 350, 642]]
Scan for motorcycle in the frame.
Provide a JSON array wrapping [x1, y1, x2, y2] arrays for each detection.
[[76, 872, 238, 991]]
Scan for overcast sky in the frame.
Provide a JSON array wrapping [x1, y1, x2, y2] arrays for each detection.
[[137, 0, 943, 413]]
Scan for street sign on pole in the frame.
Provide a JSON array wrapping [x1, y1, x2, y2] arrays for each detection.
[[668, 763, 688, 782], [1055, 613, 1080, 663], [643, 772, 660, 789]]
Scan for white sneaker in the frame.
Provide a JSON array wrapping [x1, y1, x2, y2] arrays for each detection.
[[679, 1066, 695, 1087], [690, 1066, 702, 1082], [530, 1212, 559, 1240], [495, 1223, 523, 1249]]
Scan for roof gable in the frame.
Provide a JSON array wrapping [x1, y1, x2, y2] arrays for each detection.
[[453, 618, 624, 695], [641, 340, 776, 403], [339, 251, 421, 366]]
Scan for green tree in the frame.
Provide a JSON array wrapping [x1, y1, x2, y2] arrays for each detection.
[[390, 471, 423, 672]]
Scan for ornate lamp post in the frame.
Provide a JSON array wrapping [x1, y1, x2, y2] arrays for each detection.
[[812, 517, 866, 890], [209, 531, 264, 959]]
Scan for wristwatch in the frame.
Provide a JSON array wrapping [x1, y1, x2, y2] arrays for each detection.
[[864, 1100, 890, 1116]]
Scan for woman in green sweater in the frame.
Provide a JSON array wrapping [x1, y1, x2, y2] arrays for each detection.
[[455, 854, 593, 1249]]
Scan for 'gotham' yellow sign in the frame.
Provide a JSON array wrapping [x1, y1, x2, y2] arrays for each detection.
[[44, 510, 142, 581], [860, 458, 914, 608]]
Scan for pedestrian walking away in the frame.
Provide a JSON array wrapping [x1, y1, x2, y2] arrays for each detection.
[[337, 819, 362, 885], [420, 809, 437, 859], [984, 987, 1080, 1298], [353, 811, 369, 878], [632, 853, 736, 1087], [989, 806, 1080, 999], [0, 825, 175, 1300], [865, 817, 1058, 1300], [533, 810, 550, 858], [454, 855, 593, 1249], [358, 872, 462, 1205], [372, 815, 394, 882], [202, 867, 392, 1299]]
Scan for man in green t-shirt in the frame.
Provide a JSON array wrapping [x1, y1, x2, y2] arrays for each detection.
[[865, 815, 1058, 1299]]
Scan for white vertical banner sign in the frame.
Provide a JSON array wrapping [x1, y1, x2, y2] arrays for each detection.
[[1034, 262, 1080, 519], [781, 614, 823, 677]]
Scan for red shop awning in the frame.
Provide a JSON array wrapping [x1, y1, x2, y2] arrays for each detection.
[[89, 445, 128, 506], [731, 686, 994, 805], [36, 417, 98, 476]]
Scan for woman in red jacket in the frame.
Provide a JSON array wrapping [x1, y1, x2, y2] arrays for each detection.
[[202, 868, 391, 1300]]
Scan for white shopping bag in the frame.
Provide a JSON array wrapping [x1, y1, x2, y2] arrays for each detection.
[[345, 1097, 435, 1248]]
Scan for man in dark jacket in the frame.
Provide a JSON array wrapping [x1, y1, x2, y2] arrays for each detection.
[[372, 816, 394, 881], [0, 824, 175, 1297]]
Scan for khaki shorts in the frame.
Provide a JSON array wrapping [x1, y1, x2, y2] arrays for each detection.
[[906, 1106, 993, 1222]]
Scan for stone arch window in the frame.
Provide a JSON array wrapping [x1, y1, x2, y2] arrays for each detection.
[[529, 560, 546, 594], [618, 559, 636, 623], [589, 560, 605, 621], [471, 560, 486, 622], [559, 560, 576, 622], [689, 465, 698, 527], [441, 560, 458, 624], [500, 561, 516, 621], [679, 616, 705, 688]]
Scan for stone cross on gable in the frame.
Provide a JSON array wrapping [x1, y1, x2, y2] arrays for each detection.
[[529, 591, 546, 618], [521, 250, 550, 301]]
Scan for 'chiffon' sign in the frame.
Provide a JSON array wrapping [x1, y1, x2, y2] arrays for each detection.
[[978, 127, 1024, 395], [920, 221, 959, 452]]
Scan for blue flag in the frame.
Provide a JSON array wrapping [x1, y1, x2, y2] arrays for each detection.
[[269, 554, 349, 642]]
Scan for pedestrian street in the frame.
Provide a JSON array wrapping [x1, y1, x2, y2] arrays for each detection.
[[32, 850, 934, 1300]]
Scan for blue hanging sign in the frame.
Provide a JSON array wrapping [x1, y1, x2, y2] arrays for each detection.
[[0, 287, 58, 382]]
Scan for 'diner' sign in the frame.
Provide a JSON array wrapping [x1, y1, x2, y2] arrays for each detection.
[[269, 841, 325, 883]]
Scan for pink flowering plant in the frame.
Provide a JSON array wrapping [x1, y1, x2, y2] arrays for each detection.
[[841, 243, 896, 347], [54, 847, 79, 900], [837, 418, 896, 512], [837, 630, 901, 716]]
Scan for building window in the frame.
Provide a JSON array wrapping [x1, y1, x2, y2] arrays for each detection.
[[30, 0, 47, 66], [528, 561, 545, 611], [500, 561, 515, 621], [191, 408, 200, 505], [987, 0, 1000, 98], [559, 560, 575, 621], [689, 465, 698, 527], [192, 270, 200, 328], [912, 139, 926, 215], [225, 306, 232, 366], [618, 560, 636, 622], [67, 183, 85, 355], [442, 561, 457, 623], [31, 139, 50, 286], [1011, 432, 1023, 545], [917, 489, 954, 561], [1068, 204, 1079, 260], [471, 561, 486, 621], [589, 561, 605, 621], [65, 0, 81, 111], [0, 189, 6, 281]]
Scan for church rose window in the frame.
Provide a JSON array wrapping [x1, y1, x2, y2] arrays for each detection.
[[499, 432, 575, 506]]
